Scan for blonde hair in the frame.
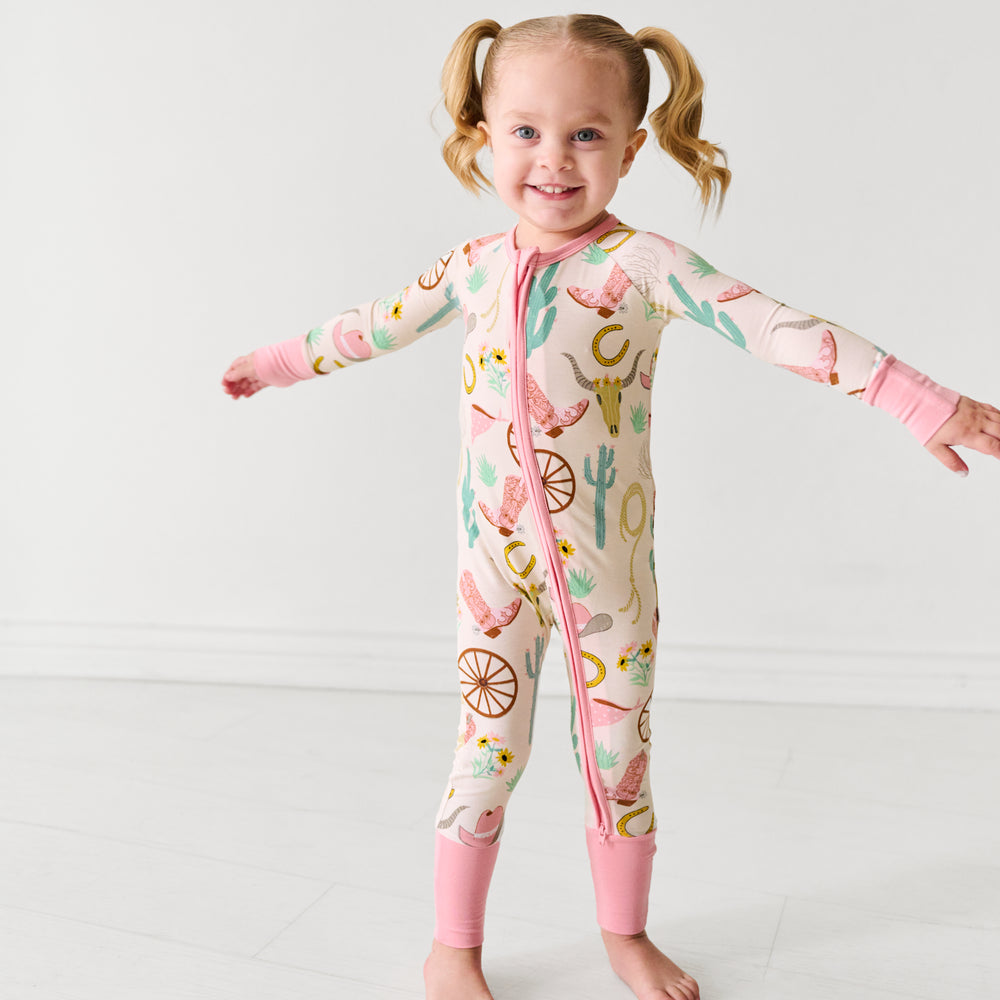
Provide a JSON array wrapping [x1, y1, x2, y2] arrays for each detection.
[[440, 14, 731, 214]]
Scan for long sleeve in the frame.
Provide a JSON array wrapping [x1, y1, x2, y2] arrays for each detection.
[[609, 231, 957, 442], [254, 247, 464, 386], [654, 239, 885, 398]]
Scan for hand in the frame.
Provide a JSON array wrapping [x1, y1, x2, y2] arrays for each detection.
[[221, 353, 268, 399], [924, 395, 1000, 476]]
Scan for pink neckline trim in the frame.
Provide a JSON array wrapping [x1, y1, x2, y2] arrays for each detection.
[[504, 214, 623, 264]]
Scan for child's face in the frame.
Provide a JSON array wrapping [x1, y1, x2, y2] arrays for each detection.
[[479, 44, 646, 252]]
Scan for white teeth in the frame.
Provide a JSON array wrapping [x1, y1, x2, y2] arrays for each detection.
[[535, 185, 572, 193]]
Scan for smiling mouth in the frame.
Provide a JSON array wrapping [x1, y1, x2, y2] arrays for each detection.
[[531, 184, 579, 195]]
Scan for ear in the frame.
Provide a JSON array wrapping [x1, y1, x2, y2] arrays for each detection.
[[477, 120, 492, 150], [619, 128, 647, 177]]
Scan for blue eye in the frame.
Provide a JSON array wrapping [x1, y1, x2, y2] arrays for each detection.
[[574, 129, 598, 142], [515, 126, 537, 140]]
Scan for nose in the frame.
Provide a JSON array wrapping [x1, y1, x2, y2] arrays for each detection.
[[536, 136, 573, 172]]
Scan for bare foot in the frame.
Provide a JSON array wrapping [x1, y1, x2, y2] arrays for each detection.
[[423, 938, 494, 1000], [601, 929, 700, 1000]]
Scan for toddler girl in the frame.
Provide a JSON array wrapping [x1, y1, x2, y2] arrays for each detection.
[[221, 15, 999, 1000]]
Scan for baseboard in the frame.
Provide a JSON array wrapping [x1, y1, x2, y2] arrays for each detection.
[[1, 621, 997, 710]]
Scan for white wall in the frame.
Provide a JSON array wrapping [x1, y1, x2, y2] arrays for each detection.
[[3, 0, 998, 706]]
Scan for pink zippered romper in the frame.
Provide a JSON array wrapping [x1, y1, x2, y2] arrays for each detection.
[[253, 214, 958, 947]]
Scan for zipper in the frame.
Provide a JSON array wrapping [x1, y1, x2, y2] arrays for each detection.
[[508, 246, 612, 842]]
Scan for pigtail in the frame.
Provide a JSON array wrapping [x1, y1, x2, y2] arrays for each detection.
[[634, 27, 731, 215], [441, 19, 501, 195]]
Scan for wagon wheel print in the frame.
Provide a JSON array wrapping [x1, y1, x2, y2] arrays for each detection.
[[418, 249, 454, 290], [458, 648, 518, 718], [507, 423, 521, 466], [534, 449, 575, 513], [506, 425, 576, 514], [637, 694, 652, 743]]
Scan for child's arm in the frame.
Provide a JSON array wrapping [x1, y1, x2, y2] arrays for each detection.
[[221, 248, 462, 399], [641, 237, 1000, 474]]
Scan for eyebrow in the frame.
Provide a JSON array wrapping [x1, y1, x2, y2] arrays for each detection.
[[501, 109, 616, 127]]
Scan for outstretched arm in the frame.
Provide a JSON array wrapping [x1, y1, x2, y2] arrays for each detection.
[[924, 396, 1000, 476], [636, 237, 999, 477], [220, 246, 463, 400]]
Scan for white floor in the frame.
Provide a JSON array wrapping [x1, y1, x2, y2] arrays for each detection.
[[0, 678, 997, 1000]]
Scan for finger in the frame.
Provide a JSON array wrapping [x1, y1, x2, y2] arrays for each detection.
[[970, 430, 1000, 459], [927, 443, 969, 476], [970, 402, 1000, 422]]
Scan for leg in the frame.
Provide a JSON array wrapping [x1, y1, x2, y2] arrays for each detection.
[[569, 594, 699, 999], [424, 834, 497, 1000], [425, 556, 551, 999], [590, 831, 697, 1000]]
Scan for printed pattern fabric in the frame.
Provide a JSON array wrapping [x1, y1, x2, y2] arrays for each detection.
[[300, 217, 886, 846]]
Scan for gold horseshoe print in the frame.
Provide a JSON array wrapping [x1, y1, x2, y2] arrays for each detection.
[[463, 354, 477, 394], [582, 650, 606, 688], [312, 356, 339, 373], [618, 483, 647, 625], [592, 324, 630, 368], [504, 540, 536, 579], [595, 226, 637, 253], [616, 805, 655, 837]]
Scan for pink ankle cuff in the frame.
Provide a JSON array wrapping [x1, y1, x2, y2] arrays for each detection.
[[586, 827, 656, 935], [433, 833, 500, 948], [862, 355, 959, 445], [253, 335, 316, 388]]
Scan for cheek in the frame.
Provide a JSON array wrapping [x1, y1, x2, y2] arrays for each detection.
[[495, 151, 527, 182]]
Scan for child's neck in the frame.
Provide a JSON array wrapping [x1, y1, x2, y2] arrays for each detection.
[[513, 210, 611, 252]]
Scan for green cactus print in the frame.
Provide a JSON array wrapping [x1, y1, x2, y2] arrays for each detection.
[[505, 766, 525, 793], [569, 696, 581, 773], [525, 263, 558, 358], [467, 265, 488, 293], [687, 252, 717, 278], [630, 402, 648, 434], [524, 634, 544, 745], [668, 273, 746, 349], [583, 243, 607, 265], [371, 326, 395, 351], [476, 454, 497, 487], [462, 450, 480, 549], [417, 281, 461, 333], [306, 327, 324, 348], [595, 742, 620, 770], [567, 567, 596, 599], [584, 444, 616, 550]]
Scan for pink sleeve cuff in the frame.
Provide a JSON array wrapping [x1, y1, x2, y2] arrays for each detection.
[[253, 335, 317, 388], [862, 355, 960, 445]]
